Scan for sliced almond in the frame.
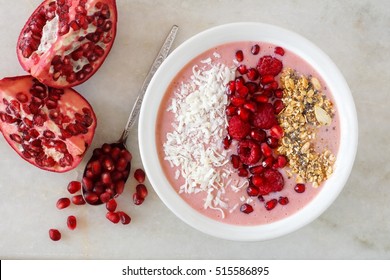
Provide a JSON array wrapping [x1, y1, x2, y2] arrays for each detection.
[[314, 105, 332, 125], [311, 77, 322, 90]]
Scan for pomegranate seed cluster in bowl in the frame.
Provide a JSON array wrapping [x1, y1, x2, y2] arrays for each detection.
[[139, 22, 358, 241]]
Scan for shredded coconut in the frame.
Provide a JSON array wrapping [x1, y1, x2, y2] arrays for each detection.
[[163, 58, 236, 216]]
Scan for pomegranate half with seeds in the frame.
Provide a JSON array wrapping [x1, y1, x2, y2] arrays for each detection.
[[17, 0, 117, 88], [0, 75, 97, 172]]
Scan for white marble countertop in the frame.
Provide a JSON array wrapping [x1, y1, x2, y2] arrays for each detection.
[[0, 0, 389, 259]]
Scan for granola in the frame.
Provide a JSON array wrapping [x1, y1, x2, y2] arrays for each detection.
[[278, 68, 336, 187]]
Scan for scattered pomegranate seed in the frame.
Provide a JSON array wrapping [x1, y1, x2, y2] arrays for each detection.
[[238, 167, 249, 177], [106, 198, 117, 212], [240, 203, 254, 214], [223, 136, 232, 149], [294, 183, 306, 193], [235, 50, 244, 62], [133, 193, 145, 205], [106, 212, 120, 224], [67, 181, 81, 194], [278, 196, 289, 205], [274, 46, 285, 56], [49, 229, 61, 241], [118, 211, 131, 225], [136, 184, 148, 199], [134, 168, 146, 183], [251, 44, 260, 55], [67, 215, 77, 230], [247, 68, 259, 81], [56, 197, 71, 210], [276, 155, 288, 168], [265, 199, 278, 211]]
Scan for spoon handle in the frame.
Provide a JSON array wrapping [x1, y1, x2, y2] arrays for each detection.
[[119, 25, 179, 144]]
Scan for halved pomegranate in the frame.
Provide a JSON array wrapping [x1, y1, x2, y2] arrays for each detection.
[[0, 75, 97, 172], [17, 0, 117, 88]]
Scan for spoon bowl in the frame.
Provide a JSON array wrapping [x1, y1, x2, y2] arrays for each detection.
[[81, 25, 179, 205]]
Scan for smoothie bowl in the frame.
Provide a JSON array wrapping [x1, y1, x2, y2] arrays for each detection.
[[138, 22, 357, 241]]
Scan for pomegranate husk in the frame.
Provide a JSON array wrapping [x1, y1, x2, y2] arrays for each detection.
[[0, 75, 97, 172], [16, 0, 117, 89]]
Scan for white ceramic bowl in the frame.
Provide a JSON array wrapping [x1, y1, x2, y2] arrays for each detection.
[[138, 22, 358, 241]]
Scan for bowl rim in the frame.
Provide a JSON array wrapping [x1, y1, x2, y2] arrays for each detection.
[[138, 22, 358, 241]]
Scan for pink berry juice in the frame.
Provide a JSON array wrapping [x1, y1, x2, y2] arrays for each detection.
[[156, 41, 340, 226]]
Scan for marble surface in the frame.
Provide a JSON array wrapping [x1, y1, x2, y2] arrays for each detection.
[[0, 0, 389, 259]]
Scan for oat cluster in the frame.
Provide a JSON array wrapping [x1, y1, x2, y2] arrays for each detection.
[[277, 68, 336, 187]]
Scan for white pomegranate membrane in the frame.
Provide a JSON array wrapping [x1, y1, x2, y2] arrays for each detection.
[[156, 42, 340, 226]]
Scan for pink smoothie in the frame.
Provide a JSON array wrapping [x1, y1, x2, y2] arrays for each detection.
[[156, 41, 340, 226]]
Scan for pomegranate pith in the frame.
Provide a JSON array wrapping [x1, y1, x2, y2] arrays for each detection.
[[17, 0, 118, 88]]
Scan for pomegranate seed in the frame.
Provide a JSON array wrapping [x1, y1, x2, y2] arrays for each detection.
[[278, 196, 289, 205], [67, 215, 77, 230], [230, 96, 246, 107], [274, 46, 285, 56], [265, 199, 278, 210], [106, 198, 117, 212], [251, 44, 260, 55], [133, 192, 145, 205], [266, 136, 279, 148], [230, 154, 241, 169], [295, 183, 306, 193], [274, 89, 284, 98], [226, 104, 237, 116], [226, 81, 236, 95], [251, 175, 264, 187], [56, 197, 71, 210], [260, 143, 272, 157], [82, 177, 94, 191], [262, 156, 274, 168], [245, 82, 258, 94], [134, 168, 146, 183], [71, 194, 86, 205], [240, 203, 253, 214], [136, 184, 148, 199], [118, 211, 131, 225], [67, 181, 81, 194], [276, 155, 288, 168], [249, 165, 264, 175], [106, 212, 120, 224], [246, 185, 260, 196], [243, 101, 257, 112], [235, 50, 244, 62], [100, 192, 111, 203], [250, 128, 266, 142], [247, 68, 259, 81], [236, 85, 249, 98], [223, 136, 232, 149], [49, 229, 61, 241], [84, 192, 99, 204], [261, 74, 274, 85], [237, 107, 251, 121], [115, 180, 125, 196], [270, 125, 284, 139], [238, 167, 249, 177], [237, 64, 248, 75], [253, 94, 268, 103], [274, 99, 285, 114]]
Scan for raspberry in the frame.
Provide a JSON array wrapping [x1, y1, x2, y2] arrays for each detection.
[[237, 139, 262, 165], [252, 103, 278, 129], [227, 115, 250, 140], [257, 55, 283, 77], [257, 169, 284, 195]]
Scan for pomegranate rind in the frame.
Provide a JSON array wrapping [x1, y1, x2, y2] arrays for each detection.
[[16, 0, 118, 89], [0, 75, 97, 172]]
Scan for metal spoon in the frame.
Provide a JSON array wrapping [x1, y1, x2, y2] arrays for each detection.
[[81, 25, 179, 205]]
